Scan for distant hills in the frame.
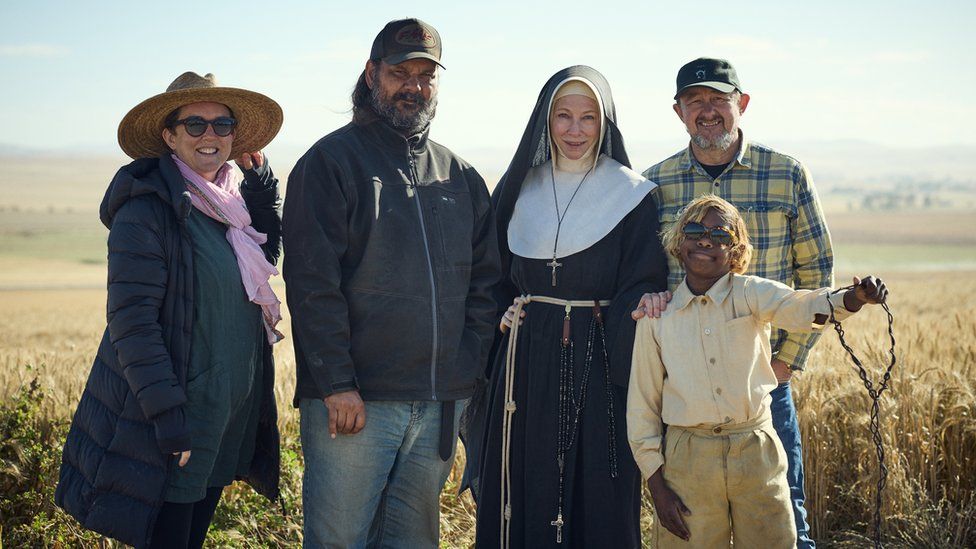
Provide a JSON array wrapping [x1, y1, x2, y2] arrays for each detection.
[[454, 140, 976, 190], [3, 140, 974, 196]]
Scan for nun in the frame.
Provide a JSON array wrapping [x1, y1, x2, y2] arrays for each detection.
[[472, 66, 669, 547]]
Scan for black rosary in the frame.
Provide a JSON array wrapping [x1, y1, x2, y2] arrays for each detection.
[[827, 286, 896, 549], [552, 303, 619, 544]]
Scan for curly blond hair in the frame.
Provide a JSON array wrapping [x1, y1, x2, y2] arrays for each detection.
[[661, 194, 753, 274]]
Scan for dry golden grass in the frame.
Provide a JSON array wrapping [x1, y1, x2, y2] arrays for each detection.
[[2, 271, 974, 546], [798, 272, 976, 546]]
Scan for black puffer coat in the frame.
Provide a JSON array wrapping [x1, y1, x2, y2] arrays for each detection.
[[54, 154, 281, 548]]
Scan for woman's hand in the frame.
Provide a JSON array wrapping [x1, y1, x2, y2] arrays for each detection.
[[631, 290, 672, 320], [236, 151, 265, 171], [500, 297, 528, 334], [173, 450, 191, 467]]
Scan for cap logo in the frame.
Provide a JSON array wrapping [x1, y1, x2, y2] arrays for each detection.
[[395, 25, 437, 47], [696, 69, 706, 79]]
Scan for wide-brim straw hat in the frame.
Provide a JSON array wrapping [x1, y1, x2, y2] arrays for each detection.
[[118, 71, 283, 160]]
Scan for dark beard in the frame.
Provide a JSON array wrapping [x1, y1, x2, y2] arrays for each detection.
[[369, 86, 437, 135]]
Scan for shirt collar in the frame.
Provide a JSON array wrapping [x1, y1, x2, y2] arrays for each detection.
[[679, 129, 753, 173], [672, 272, 735, 311]]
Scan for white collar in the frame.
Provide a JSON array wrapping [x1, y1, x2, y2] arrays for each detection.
[[508, 155, 657, 259]]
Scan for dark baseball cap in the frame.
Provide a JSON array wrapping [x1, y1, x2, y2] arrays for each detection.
[[369, 18, 444, 69], [674, 57, 741, 100]]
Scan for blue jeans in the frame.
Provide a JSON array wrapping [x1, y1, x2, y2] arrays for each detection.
[[299, 399, 466, 549], [770, 382, 815, 548]]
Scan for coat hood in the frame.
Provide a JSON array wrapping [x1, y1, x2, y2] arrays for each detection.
[[99, 155, 192, 229]]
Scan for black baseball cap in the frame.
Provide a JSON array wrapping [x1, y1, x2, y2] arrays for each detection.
[[674, 57, 741, 100], [369, 18, 444, 69]]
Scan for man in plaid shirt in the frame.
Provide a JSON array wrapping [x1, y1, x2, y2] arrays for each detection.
[[638, 58, 833, 548]]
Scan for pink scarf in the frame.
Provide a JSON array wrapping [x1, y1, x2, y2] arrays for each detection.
[[172, 155, 284, 344]]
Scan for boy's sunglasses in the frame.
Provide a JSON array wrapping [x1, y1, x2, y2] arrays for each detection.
[[173, 116, 237, 137], [682, 221, 737, 246]]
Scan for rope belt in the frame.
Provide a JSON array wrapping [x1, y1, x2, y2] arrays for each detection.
[[499, 295, 612, 549]]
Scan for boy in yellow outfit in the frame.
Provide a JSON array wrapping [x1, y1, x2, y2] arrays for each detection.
[[627, 194, 887, 547]]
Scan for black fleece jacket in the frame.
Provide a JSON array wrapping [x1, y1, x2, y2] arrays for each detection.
[[283, 118, 501, 404]]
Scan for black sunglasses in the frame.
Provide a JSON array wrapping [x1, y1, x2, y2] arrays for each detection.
[[682, 221, 737, 246], [173, 116, 237, 137]]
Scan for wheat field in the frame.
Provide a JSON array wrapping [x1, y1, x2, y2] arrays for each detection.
[[1, 157, 974, 546], [1, 269, 974, 547]]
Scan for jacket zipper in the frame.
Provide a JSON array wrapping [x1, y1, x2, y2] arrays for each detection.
[[408, 154, 439, 400]]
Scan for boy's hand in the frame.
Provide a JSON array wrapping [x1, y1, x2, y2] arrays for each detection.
[[647, 470, 691, 541], [843, 276, 888, 312]]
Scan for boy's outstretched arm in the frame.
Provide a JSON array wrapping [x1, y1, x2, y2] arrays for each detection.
[[812, 275, 889, 324], [647, 469, 691, 541]]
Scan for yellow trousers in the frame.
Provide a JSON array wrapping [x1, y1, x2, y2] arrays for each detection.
[[656, 418, 796, 548]]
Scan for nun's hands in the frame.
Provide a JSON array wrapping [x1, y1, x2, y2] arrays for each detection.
[[631, 291, 672, 320], [500, 297, 528, 334]]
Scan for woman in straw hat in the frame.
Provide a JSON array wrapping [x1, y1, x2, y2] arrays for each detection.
[[55, 71, 285, 549]]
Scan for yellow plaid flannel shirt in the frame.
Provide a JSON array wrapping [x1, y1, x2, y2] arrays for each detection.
[[643, 134, 834, 369]]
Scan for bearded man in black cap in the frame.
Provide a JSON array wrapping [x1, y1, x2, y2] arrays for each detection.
[[282, 18, 500, 548], [635, 58, 833, 548]]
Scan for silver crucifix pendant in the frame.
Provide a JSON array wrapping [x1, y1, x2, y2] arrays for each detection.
[[551, 512, 564, 543], [547, 257, 562, 287]]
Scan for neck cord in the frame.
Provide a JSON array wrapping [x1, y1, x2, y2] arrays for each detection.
[[548, 162, 594, 286]]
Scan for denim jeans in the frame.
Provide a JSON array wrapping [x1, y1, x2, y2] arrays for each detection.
[[770, 382, 815, 548], [299, 399, 467, 549]]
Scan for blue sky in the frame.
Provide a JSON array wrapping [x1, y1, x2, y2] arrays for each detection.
[[2, 0, 974, 172]]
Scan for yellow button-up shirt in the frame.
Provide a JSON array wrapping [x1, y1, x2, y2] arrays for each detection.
[[626, 273, 852, 480]]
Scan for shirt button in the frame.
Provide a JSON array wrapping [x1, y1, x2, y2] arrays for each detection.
[[709, 358, 716, 364], [715, 387, 722, 395], [704, 328, 711, 335]]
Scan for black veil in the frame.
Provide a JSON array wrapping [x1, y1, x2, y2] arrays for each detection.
[[490, 65, 632, 310]]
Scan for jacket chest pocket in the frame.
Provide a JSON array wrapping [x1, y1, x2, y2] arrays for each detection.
[[424, 182, 473, 270]]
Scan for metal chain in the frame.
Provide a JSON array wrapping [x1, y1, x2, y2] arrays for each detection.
[[827, 285, 896, 549]]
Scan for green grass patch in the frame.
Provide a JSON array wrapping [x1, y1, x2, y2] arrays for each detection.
[[834, 243, 976, 272], [0, 229, 106, 264]]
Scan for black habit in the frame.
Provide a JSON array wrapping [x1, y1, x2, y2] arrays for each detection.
[[466, 65, 669, 548]]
